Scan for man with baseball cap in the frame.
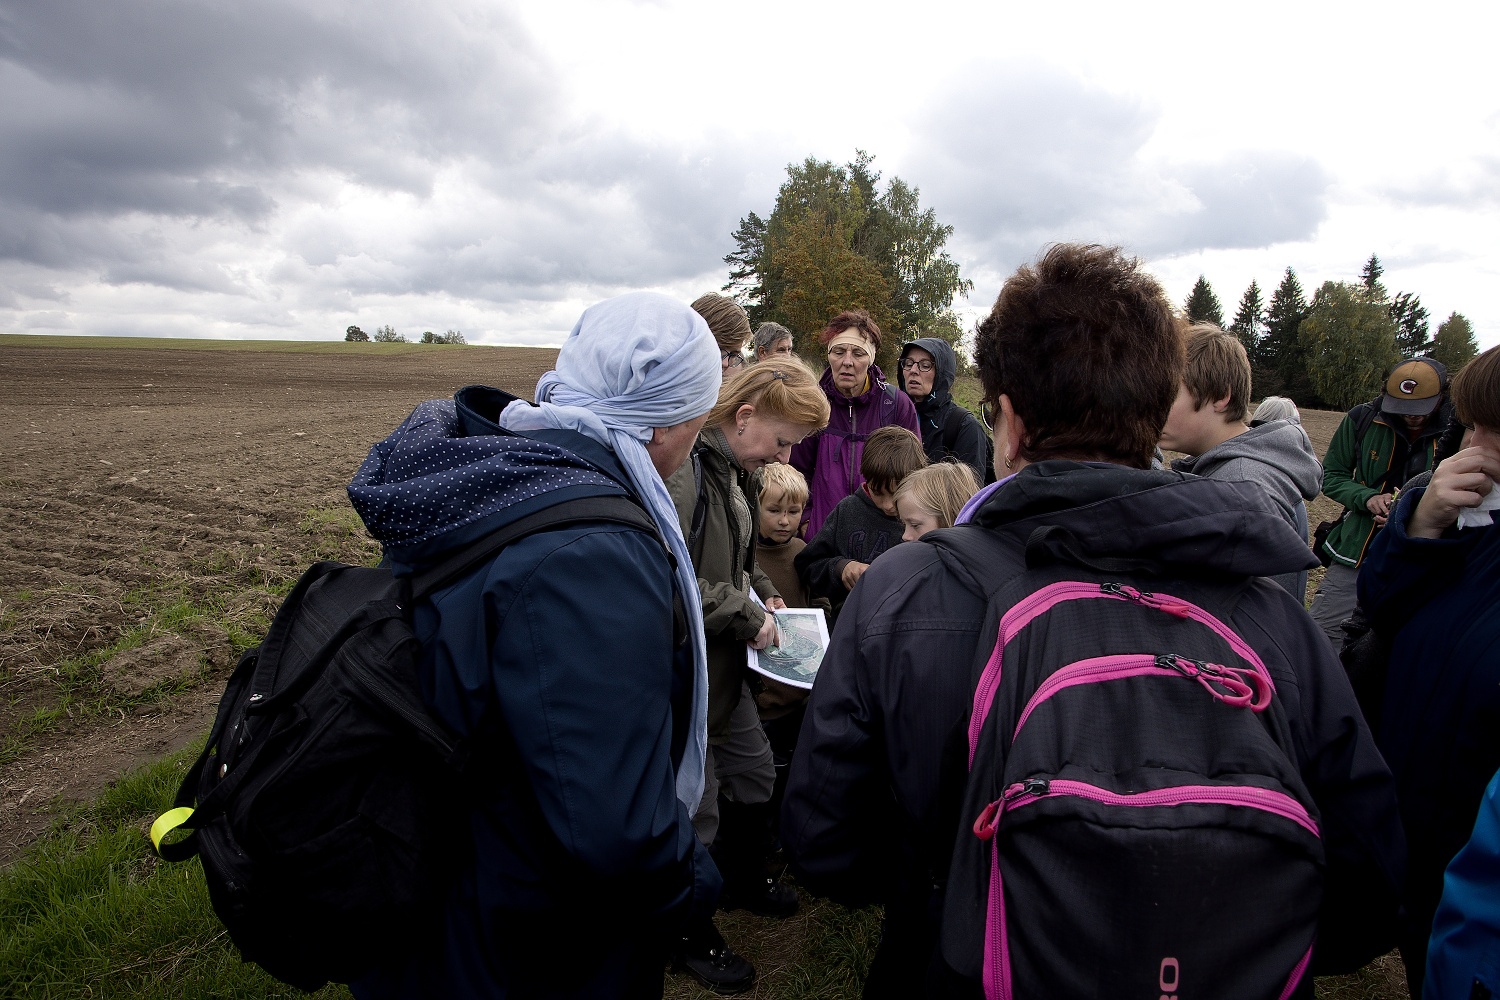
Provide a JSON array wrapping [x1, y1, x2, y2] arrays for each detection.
[[1310, 357, 1453, 646]]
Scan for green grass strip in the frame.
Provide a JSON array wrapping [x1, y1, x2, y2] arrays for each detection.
[[0, 746, 349, 1000]]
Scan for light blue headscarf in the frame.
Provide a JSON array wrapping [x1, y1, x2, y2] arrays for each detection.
[[498, 291, 721, 811]]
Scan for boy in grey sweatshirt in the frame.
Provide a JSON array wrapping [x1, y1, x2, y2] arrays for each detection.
[[1160, 325, 1322, 601]]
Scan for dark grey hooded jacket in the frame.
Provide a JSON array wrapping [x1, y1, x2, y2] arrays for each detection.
[[898, 338, 990, 483], [1171, 418, 1322, 601]]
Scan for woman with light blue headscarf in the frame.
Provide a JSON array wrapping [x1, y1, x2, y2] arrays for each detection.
[[350, 291, 724, 1000]]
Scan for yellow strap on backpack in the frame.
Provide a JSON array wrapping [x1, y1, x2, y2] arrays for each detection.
[[150, 806, 195, 853]]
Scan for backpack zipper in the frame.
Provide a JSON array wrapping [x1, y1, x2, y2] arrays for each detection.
[[975, 775, 1319, 1000], [1009, 651, 1271, 741], [977, 776, 1320, 840], [968, 581, 1275, 765]]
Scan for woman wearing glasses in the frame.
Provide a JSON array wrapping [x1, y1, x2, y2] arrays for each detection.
[[691, 292, 753, 380], [897, 338, 991, 485], [789, 309, 921, 536]]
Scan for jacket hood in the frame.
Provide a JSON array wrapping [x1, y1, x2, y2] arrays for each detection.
[[818, 361, 894, 407], [898, 338, 958, 408], [1171, 420, 1323, 502], [971, 460, 1318, 579], [347, 385, 626, 572]]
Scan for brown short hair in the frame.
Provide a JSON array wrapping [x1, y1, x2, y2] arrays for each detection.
[[860, 426, 927, 492], [974, 244, 1181, 468], [756, 463, 809, 508], [692, 292, 753, 353], [1182, 323, 1252, 423], [1451, 345, 1500, 430], [819, 309, 882, 354], [706, 355, 830, 430], [895, 462, 980, 529]]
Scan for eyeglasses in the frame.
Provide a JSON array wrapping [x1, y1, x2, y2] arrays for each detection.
[[980, 401, 994, 431], [899, 358, 935, 373], [721, 351, 745, 369]]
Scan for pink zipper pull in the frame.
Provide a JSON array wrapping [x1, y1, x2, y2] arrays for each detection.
[[974, 779, 1051, 841]]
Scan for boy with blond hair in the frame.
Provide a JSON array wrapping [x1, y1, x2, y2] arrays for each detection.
[[1159, 323, 1321, 600], [754, 463, 815, 609]]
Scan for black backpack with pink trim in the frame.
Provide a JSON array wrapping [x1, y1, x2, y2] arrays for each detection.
[[940, 527, 1325, 1000]]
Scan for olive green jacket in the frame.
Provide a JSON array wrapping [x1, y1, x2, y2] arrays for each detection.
[[665, 429, 780, 740]]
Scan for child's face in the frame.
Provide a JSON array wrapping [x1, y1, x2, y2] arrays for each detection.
[[863, 481, 900, 517], [759, 488, 804, 543], [898, 497, 943, 542]]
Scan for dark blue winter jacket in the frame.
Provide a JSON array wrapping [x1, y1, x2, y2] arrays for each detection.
[[1359, 482, 1500, 978], [348, 386, 718, 998]]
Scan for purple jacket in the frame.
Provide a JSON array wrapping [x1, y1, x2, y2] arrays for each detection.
[[790, 363, 921, 536]]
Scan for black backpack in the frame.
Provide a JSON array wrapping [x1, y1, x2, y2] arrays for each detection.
[[942, 527, 1325, 999], [150, 494, 665, 991]]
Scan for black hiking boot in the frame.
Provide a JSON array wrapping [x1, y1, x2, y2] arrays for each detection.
[[719, 872, 800, 918], [671, 917, 756, 995], [712, 799, 801, 919]]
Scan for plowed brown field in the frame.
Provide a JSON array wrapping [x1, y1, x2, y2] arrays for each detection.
[[0, 337, 557, 861], [0, 338, 1349, 865]]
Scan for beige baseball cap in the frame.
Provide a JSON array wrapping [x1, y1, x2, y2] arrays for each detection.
[[1381, 358, 1448, 415]]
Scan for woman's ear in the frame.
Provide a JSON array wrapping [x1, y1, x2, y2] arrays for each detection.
[[999, 394, 1027, 471], [735, 402, 755, 433]]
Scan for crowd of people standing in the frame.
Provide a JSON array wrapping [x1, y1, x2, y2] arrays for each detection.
[[345, 248, 1499, 1000]]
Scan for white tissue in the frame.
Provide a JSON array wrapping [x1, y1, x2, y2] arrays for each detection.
[[1457, 481, 1500, 529]]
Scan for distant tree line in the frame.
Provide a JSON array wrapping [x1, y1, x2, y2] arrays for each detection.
[[344, 326, 467, 345], [1184, 254, 1480, 410], [724, 151, 972, 373]]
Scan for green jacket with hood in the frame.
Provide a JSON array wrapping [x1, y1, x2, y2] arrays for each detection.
[[1321, 400, 1447, 567], [666, 426, 780, 740]]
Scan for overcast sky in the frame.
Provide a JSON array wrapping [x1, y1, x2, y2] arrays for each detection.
[[2, 0, 1496, 349]]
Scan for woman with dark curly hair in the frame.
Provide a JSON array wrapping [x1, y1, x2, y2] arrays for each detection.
[[789, 309, 921, 536]]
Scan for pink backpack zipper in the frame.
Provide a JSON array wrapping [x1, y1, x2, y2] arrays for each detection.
[[971, 778, 1319, 1000], [967, 581, 1275, 765]]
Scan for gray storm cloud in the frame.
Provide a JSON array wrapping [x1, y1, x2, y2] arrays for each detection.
[[908, 66, 1332, 267], [0, 0, 761, 324], [0, 5, 1336, 340]]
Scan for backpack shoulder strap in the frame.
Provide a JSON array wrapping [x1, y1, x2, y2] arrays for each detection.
[[410, 494, 664, 600], [1350, 398, 1381, 451], [688, 448, 707, 558]]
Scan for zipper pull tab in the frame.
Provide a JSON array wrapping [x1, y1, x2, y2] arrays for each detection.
[[975, 778, 1052, 841]]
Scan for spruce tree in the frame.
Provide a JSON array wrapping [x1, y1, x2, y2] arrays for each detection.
[[1183, 276, 1225, 327], [1389, 291, 1432, 357], [1263, 268, 1317, 405], [1360, 254, 1386, 300], [1229, 279, 1265, 365]]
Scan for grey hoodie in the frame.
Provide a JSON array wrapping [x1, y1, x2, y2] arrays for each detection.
[[1172, 418, 1322, 600]]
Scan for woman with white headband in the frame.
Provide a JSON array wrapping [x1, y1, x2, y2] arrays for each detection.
[[350, 291, 722, 1000], [789, 309, 922, 537]]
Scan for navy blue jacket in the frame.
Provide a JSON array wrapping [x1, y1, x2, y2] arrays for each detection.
[[1360, 482, 1500, 964], [784, 462, 1406, 980], [349, 386, 718, 998]]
